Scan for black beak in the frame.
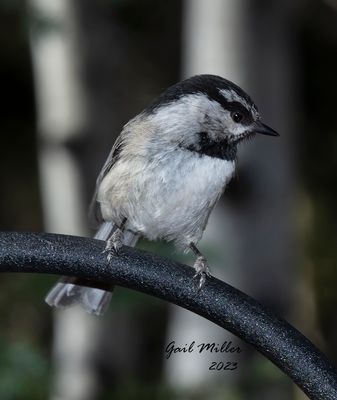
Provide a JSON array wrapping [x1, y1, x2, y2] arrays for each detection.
[[254, 122, 279, 137]]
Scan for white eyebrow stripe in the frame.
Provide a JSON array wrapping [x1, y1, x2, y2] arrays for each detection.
[[219, 88, 241, 102], [219, 88, 259, 119], [219, 88, 251, 110]]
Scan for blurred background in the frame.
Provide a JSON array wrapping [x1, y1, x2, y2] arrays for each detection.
[[1, 0, 337, 399]]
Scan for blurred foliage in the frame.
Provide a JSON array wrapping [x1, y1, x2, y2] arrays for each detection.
[[241, 354, 291, 400], [101, 380, 173, 400], [301, 0, 337, 362], [0, 2, 48, 398], [99, 354, 288, 400], [0, 0, 41, 231], [0, 340, 50, 400]]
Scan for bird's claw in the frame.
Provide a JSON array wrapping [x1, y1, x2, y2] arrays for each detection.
[[104, 248, 117, 262], [102, 228, 124, 261], [193, 256, 211, 290]]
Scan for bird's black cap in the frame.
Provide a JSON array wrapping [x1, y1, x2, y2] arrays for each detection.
[[144, 74, 255, 114]]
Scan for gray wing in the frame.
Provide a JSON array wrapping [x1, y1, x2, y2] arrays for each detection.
[[89, 134, 124, 225]]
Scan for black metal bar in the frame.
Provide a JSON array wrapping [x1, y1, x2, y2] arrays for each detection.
[[0, 231, 336, 399]]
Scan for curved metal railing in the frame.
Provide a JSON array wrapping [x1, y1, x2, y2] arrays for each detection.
[[0, 231, 336, 400]]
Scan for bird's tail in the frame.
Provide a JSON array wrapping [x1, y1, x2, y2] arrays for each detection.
[[45, 222, 139, 316]]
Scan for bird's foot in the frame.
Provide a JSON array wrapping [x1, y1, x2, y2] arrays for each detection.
[[103, 228, 124, 261], [193, 256, 211, 290]]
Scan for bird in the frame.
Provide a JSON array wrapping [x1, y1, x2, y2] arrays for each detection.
[[45, 74, 279, 316]]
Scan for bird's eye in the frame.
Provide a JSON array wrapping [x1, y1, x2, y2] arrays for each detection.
[[231, 112, 243, 123]]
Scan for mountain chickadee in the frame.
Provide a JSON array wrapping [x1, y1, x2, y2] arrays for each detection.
[[45, 74, 278, 316]]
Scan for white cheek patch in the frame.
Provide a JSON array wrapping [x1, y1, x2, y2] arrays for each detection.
[[150, 94, 227, 144], [148, 92, 254, 144], [232, 124, 251, 137]]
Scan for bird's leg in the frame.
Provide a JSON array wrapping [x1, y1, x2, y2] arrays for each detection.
[[104, 217, 127, 261], [190, 242, 211, 290]]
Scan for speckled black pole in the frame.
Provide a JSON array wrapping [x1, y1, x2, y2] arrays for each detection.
[[0, 231, 336, 399]]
